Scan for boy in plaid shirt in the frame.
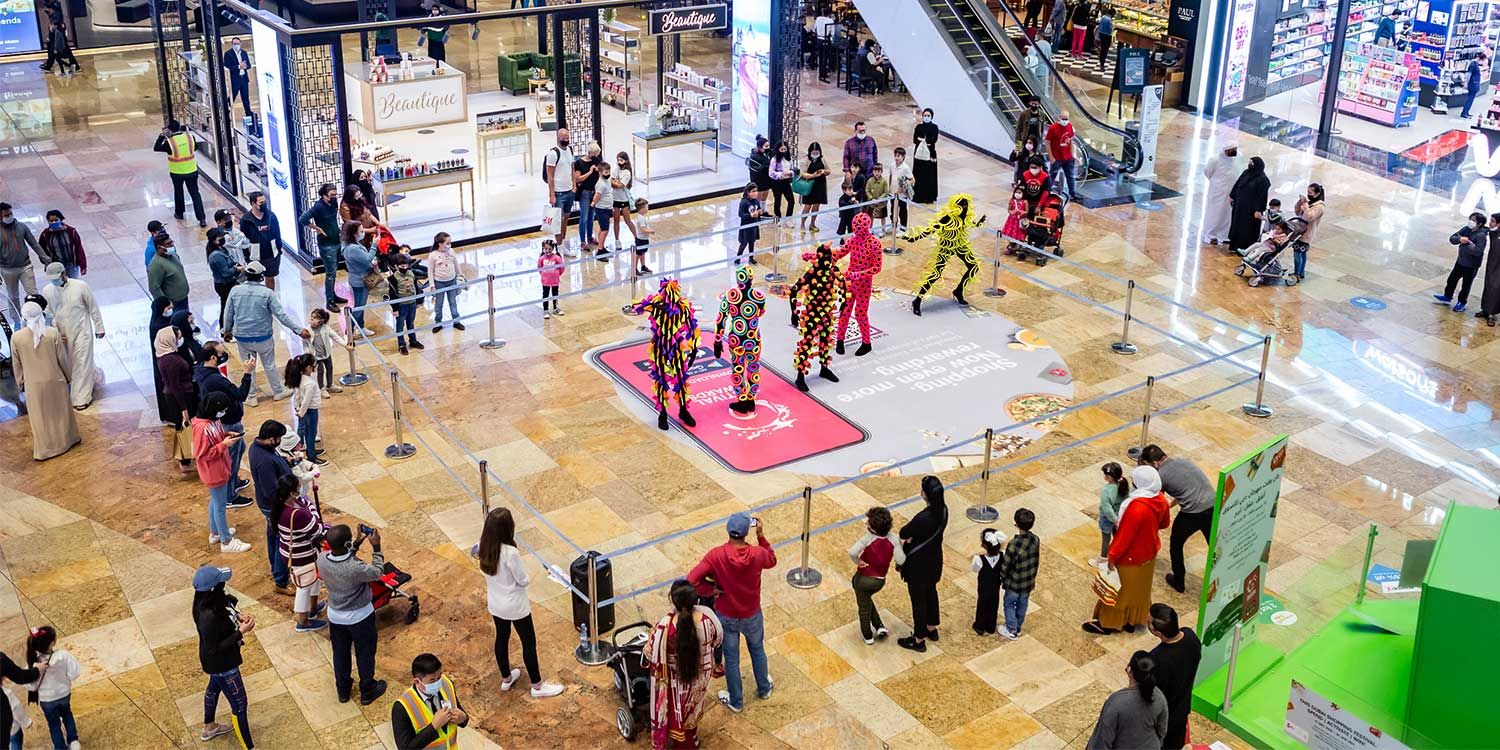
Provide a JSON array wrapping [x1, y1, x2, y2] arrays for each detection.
[[1000, 507, 1040, 639]]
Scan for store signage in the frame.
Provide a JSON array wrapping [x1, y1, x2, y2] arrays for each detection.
[[1285, 681, 1414, 750], [251, 16, 299, 251], [1137, 84, 1162, 180], [376, 88, 462, 128], [649, 4, 728, 35], [0, 0, 43, 55], [730, 0, 770, 157], [1194, 434, 1288, 685], [1219, 0, 1257, 107], [1119, 47, 1149, 94], [1471, 129, 1500, 177]]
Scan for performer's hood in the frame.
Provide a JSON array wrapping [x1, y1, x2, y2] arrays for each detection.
[[851, 212, 872, 235], [735, 265, 754, 289], [812, 243, 835, 265], [944, 193, 975, 217]]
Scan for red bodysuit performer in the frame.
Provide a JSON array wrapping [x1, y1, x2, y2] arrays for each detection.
[[833, 212, 883, 356]]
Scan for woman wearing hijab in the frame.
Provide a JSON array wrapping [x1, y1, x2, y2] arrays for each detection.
[[156, 324, 198, 473], [171, 308, 205, 363], [897, 475, 949, 652], [148, 297, 179, 424], [911, 108, 940, 204], [1084, 465, 1171, 634], [10, 300, 81, 460], [1226, 157, 1271, 254]]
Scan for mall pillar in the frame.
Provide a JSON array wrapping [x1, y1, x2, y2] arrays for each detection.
[[1316, 0, 1355, 151], [767, 0, 802, 152], [551, 8, 602, 147]]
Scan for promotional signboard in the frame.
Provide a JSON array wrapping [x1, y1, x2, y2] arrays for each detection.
[[649, 4, 728, 35], [0, 0, 42, 55], [1194, 434, 1289, 684], [1285, 681, 1413, 750], [1118, 47, 1149, 94], [730, 0, 770, 157], [251, 15, 299, 251], [1137, 84, 1162, 180], [1219, 0, 1257, 107]]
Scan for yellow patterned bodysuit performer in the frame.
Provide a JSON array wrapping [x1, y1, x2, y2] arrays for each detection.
[[901, 193, 987, 316]]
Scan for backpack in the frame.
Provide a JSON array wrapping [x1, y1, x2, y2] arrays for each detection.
[[543, 147, 560, 185]]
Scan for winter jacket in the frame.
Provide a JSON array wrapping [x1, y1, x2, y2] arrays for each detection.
[[193, 362, 252, 426]]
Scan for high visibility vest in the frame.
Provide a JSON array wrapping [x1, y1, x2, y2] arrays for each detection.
[[395, 677, 460, 749], [166, 132, 198, 175]]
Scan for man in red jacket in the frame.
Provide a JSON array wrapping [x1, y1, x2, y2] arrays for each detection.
[[687, 512, 776, 713], [1044, 111, 1077, 198]]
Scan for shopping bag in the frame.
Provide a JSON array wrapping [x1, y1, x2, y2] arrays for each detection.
[[914, 141, 933, 162], [791, 175, 814, 196], [540, 205, 563, 233], [1090, 564, 1121, 607], [170, 426, 194, 461]]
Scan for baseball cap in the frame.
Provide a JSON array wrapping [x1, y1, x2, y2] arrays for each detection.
[[44, 262, 65, 280], [245, 260, 266, 276], [726, 513, 752, 539], [192, 565, 232, 591]]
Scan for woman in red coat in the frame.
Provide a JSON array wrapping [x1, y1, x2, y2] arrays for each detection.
[[1084, 465, 1171, 634]]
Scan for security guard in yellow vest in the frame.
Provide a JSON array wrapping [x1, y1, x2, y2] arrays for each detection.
[[153, 119, 207, 227], [393, 653, 468, 749]]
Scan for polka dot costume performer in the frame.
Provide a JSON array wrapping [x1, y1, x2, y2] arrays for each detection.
[[788, 242, 847, 392], [833, 212, 884, 356], [713, 265, 767, 415], [903, 192, 987, 316], [630, 277, 700, 430]]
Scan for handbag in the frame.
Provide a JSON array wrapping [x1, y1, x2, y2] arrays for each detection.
[[540, 205, 563, 233], [791, 175, 814, 196], [291, 562, 320, 589], [171, 425, 194, 461], [1091, 563, 1122, 606], [914, 140, 933, 162]]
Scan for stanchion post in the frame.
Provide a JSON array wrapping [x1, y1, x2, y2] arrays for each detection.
[[1241, 335, 1275, 417], [338, 307, 369, 387], [574, 551, 615, 665], [1355, 524, 1379, 606], [965, 428, 1001, 522], [384, 370, 417, 460], [885, 196, 904, 255], [478, 459, 491, 515], [764, 218, 787, 283], [1223, 622, 1244, 711], [1112, 279, 1140, 355], [983, 232, 1007, 298], [479, 274, 507, 350], [1125, 375, 1155, 462], [786, 486, 822, 589]]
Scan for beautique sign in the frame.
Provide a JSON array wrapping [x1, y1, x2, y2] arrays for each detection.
[[365, 73, 467, 132], [649, 4, 728, 35]]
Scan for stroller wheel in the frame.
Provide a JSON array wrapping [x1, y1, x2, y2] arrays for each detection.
[[1036, 256, 1048, 267], [617, 707, 637, 742], [1286, 274, 1300, 286], [404, 597, 421, 624], [1248, 276, 1262, 288], [1234, 265, 1246, 277]]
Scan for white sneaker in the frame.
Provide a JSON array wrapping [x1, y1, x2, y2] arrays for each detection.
[[553, 309, 565, 317], [875, 627, 889, 640], [320, 388, 332, 399], [543, 311, 551, 320], [272, 390, 292, 401], [220, 538, 251, 553], [244, 394, 259, 408], [718, 690, 742, 713], [209, 527, 236, 544], [500, 668, 521, 691], [1087, 556, 1106, 567], [1000, 628, 1019, 641], [328, 384, 344, 393], [69, 741, 81, 750], [529, 681, 564, 698], [360, 327, 374, 336], [863, 635, 875, 645]]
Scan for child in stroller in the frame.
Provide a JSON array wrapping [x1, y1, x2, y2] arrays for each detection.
[[1012, 191, 1066, 266], [1235, 217, 1305, 287]]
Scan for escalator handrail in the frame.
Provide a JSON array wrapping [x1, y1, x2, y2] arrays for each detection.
[[920, 0, 1021, 142], [967, 0, 1143, 174]]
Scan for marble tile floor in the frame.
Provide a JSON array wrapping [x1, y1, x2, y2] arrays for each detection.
[[0, 42, 1492, 750]]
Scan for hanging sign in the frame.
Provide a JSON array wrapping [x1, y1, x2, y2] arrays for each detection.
[[649, 4, 728, 35]]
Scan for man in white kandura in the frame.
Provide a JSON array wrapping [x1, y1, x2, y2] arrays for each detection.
[[1200, 144, 1238, 246], [40, 261, 105, 410]]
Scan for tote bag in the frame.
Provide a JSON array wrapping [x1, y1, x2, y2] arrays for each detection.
[[791, 175, 814, 196], [1090, 564, 1122, 606], [540, 205, 563, 233]]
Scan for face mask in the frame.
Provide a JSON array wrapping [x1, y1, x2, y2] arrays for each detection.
[[163, 247, 176, 255], [1, 217, 13, 226], [810, 151, 821, 158], [51, 278, 64, 286], [1061, 116, 1069, 122], [422, 680, 444, 697], [856, 133, 867, 140], [558, 140, 570, 148], [175, 336, 184, 348], [216, 351, 229, 365], [1029, 167, 1040, 174], [232, 43, 241, 50], [255, 203, 265, 212], [923, 116, 932, 123], [215, 410, 228, 419], [49, 221, 62, 229]]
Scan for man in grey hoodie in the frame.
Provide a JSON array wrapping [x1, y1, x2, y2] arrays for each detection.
[[0, 202, 50, 320], [317, 524, 388, 705]]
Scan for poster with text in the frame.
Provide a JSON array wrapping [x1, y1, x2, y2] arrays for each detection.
[[1193, 433, 1288, 685], [251, 15, 298, 251], [1285, 680, 1413, 750], [730, 0, 769, 157], [0, 0, 41, 54], [1218, 0, 1256, 107]]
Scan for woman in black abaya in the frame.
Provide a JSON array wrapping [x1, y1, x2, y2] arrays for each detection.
[[1227, 156, 1270, 253]]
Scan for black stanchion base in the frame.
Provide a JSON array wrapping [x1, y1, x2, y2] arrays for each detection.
[[965, 505, 1000, 522], [786, 567, 822, 589], [982, 288, 1007, 298], [1126, 445, 1144, 461]]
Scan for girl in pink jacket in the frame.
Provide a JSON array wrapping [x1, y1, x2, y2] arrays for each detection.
[[537, 240, 564, 319]]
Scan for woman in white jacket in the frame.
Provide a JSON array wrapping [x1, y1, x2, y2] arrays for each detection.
[[477, 508, 564, 698]]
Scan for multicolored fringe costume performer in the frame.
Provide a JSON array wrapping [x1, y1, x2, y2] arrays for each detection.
[[833, 212, 884, 356], [631, 278, 700, 430], [902, 192, 986, 316], [713, 265, 766, 415], [788, 243, 847, 392]]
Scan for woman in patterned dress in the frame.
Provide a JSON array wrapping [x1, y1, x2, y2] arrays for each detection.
[[645, 580, 723, 750]]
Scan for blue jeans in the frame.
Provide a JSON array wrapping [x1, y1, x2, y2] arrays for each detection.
[[208, 482, 232, 541], [40, 695, 78, 748], [1003, 590, 1030, 635], [432, 277, 460, 322], [350, 285, 369, 328], [8, 729, 20, 750], [553, 190, 576, 241], [299, 408, 319, 456], [319, 243, 341, 304], [260, 505, 289, 586], [1461, 88, 1478, 118], [394, 302, 417, 342], [205, 668, 254, 749], [224, 421, 245, 485], [577, 190, 595, 245], [1051, 158, 1076, 198], [719, 611, 771, 710], [1293, 248, 1307, 278]]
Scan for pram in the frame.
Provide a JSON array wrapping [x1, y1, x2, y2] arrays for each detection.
[[1013, 192, 1067, 266], [1234, 216, 1305, 287], [349, 531, 422, 624], [608, 621, 652, 742]]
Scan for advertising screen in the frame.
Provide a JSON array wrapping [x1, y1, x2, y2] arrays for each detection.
[[730, 0, 769, 157], [251, 15, 299, 251], [0, 0, 43, 55]]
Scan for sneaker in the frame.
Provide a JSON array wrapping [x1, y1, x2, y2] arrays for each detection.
[[452, 321, 466, 331], [896, 636, 926, 652], [1000, 628, 1019, 641], [328, 384, 344, 393], [272, 390, 292, 401], [530, 681, 564, 698], [863, 635, 876, 645], [220, 538, 251, 553], [409, 339, 425, 350], [543, 312, 551, 320], [554, 309, 565, 317], [756, 677, 774, 701], [310, 455, 329, 467], [1433, 294, 1454, 304], [432, 324, 444, 333], [1087, 556, 1106, 567], [244, 394, 259, 408], [718, 690, 743, 713], [273, 584, 296, 597], [1454, 302, 1467, 313], [360, 327, 374, 336], [233, 477, 250, 492], [500, 668, 522, 691], [359, 680, 387, 705], [333, 294, 349, 304], [226, 495, 255, 510], [875, 627, 889, 640], [320, 388, 331, 399], [70, 741, 82, 750], [1164, 572, 1186, 593], [200, 724, 233, 741], [295, 619, 328, 632]]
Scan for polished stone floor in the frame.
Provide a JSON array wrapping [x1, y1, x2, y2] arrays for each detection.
[[0, 33, 1492, 750]]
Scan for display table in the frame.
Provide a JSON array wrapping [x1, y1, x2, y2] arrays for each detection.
[[374, 167, 474, 223], [631, 129, 719, 183], [1324, 43, 1419, 127], [476, 127, 533, 182], [345, 59, 468, 134]]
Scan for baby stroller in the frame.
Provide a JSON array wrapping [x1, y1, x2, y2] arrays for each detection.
[[1015, 192, 1067, 266], [350, 529, 421, 624], [1235, 217, 1305, 287], [608, 621, 652, 742]]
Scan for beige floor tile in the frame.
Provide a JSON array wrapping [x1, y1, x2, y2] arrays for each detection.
[[768, 627, 855, 688], [965, 635, 1093, 713], [824, 673, 921, 740]]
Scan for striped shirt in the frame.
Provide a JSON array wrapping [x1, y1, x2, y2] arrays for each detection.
[[277, 496, 326, 568]]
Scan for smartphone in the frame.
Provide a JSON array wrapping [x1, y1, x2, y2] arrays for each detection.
[[358, 524, 375, 536]]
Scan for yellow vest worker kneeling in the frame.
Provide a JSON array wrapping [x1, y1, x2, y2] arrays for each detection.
[[393, 653, 468, 749], [153, 119, 208, 227]]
